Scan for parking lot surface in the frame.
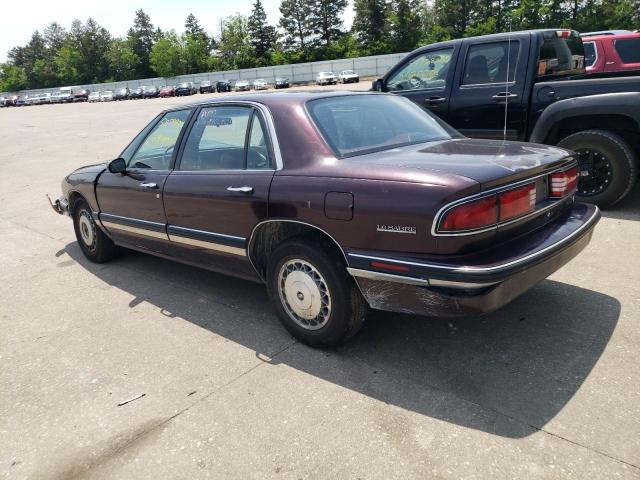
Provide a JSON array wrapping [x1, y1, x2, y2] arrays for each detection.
[[1, 84, 639, 479]]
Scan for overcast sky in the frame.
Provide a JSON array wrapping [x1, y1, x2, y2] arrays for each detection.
[[1, 0, 355, 62]]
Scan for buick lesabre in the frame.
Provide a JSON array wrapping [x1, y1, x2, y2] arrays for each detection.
[[49, 92, 600, 346]]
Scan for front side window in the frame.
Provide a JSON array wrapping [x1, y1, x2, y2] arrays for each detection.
[[180, 106, 272, 171], [386, 48, 455, 92], [462, 41, 520, 85], [614, 38, 640, 64], [583, 41, 597, 67], [308, 95, 455, 157], [128, 109, 191, 170]]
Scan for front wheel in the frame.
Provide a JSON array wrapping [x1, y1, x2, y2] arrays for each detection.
[[72, 198, 119, 263], [557, 129, 638, 207], [266, 238, 367, 347]]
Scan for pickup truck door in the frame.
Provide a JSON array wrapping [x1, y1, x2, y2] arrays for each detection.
[[162, 104, 275, 280], [382, 44, 459, 122], [96, 108, 193, 252], [448, 35, 530, 140]]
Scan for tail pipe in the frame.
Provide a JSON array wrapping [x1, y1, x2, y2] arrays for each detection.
[[46, 194, 69, 215]]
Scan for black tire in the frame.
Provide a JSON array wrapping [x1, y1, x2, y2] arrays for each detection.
[[266, 236, 367, 347], [557, 129, 638, 208], [72, 198, 119, 263]]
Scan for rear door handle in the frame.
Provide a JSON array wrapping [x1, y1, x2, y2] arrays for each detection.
[[425, 96, 447, 105], [139, 182, 158, 189], [227, 186, 254, 193], [492, 92, 519, 102]]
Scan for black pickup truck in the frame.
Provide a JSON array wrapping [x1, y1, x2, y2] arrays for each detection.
[[373, 29, 640, 207]]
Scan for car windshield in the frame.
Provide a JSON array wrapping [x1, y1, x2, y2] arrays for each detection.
[[342, 70, 355, 74], [307, 95, 456, 157]]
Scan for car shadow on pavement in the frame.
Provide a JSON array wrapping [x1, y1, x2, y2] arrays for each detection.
[[601, 187, 640, 221], [60, 242, 620, 439]]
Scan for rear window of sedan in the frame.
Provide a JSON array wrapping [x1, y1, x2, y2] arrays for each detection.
[[307, 95, 455, 157]]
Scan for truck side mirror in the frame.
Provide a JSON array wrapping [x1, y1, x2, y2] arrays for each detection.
[[108, 157, 126, 174], [371, 79, 384, 92]]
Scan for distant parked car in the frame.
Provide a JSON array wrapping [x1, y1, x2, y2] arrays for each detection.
[[73, 89, 90, 102], [176, 82, 196, 96], [56, 87, 75, 103], [582, 31, 640, 74], [15, 96, 27, 106], [216, 80, 231, 93], [234, 79, 250, 92], [88, 92, 101, 103], [159, 86, 176, 97], [101, 90, 115, 102], [39, 93, 52, 104], [199, 80, 214, 94], [0, 96, 6, 107], [142, 85, 159, 98], [114, 88, 130, 100], [129, 87, 143, 99], [316, 71, 337, 85], [253, 78, 269, 90], [338, 70, 360, 84], [274, 77, 290, 89], [4, 95, 19, 106]]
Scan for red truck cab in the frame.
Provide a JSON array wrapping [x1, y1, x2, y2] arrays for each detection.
[[582, 32, 640, 74]]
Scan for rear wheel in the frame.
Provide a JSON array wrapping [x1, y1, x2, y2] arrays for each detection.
[[266, 237, 367, 347], [72, 198, 119, 263], [557, 129, 638, 207]]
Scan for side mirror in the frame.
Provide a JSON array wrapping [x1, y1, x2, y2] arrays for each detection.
[[108, 157, 126, 174], [371, 79, 384, 92]]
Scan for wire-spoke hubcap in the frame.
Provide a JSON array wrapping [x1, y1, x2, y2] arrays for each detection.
[[278, 259, 331, 330], [575, 148, 613, 196], [78, 210, 96, 250]]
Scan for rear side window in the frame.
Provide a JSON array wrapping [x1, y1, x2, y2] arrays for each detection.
[[583, 41, 597, 67], [462, 41, 520, 85], [614, 38, 640, 63], [538, 31, 585, 77], [307, 95, 455, 157]]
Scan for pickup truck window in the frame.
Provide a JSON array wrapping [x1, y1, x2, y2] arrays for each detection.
[[538, 31, 585, 77], [462, 41, 520, 85], [386, 47, 454, 92], [614, 38, 640, 64], [308, 95, 454, 157], [583, 41, 597, 67]]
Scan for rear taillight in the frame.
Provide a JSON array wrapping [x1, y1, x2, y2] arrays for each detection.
[[550, 167, 578, 198], [440, 196, 498, 232], [499, 183, 536, 221]]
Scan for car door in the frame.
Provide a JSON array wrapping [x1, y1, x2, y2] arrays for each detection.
[[162, 104, 275, 279], [96, 108, 193, 251], [448, 35, 529, 140], [382, 45, 458, 122]]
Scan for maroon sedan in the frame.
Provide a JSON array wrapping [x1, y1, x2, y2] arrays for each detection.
[[159, 85, 176, 97], [49, 92, 600, 346]]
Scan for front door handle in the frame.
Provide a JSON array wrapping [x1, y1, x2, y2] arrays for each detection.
[[227, 186, 254, 193], [425, 96, 447, 105], [139, 182, 158, 189], [492, 92, 519, 102]]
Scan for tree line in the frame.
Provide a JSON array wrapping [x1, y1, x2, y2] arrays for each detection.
[[1, 0, 639, 92]]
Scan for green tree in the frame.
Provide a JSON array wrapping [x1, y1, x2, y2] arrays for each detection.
[[184, 34, 210, 74], [279, 0, 315, 50], [43, 22, 68, 52], [53, 43, 82, 84], [352, 0, 390, 53], [127, 10, 156, 77], [0, 64, 28, 91], [219, 15, 255, 68], [149, 32, 185, 77], [311, 0, 348, 45], [106, 39, 140, 80], [389, 0, 423, 52], [248, 0, 277, 58]]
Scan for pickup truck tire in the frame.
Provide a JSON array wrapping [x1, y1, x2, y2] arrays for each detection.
[[72, 198, 119, 263], [557, 130, 637, 207], [267, 238, 367, 347]]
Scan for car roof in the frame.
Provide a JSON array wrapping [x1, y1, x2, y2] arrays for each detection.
[[163, 90, 382, 112], [582, 31, 640, 40]]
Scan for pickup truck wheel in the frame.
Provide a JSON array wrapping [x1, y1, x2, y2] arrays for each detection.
[[557, 130, 637, 207], [266, 238, 367, 347], [72, 198, 119, 263]]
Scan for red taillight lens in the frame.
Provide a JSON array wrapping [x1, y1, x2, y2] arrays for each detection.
[[440, 195, 498, 232], [550, 167, 578, 197], [499, 183, 536, 221]]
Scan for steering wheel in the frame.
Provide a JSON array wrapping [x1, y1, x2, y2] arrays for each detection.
[[409, 76, 424, 89]]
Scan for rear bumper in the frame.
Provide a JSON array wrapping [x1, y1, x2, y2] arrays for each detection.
[[347, 203, 600, 317]]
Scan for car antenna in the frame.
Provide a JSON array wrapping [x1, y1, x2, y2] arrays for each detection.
[[503, 23, 513, 143]]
